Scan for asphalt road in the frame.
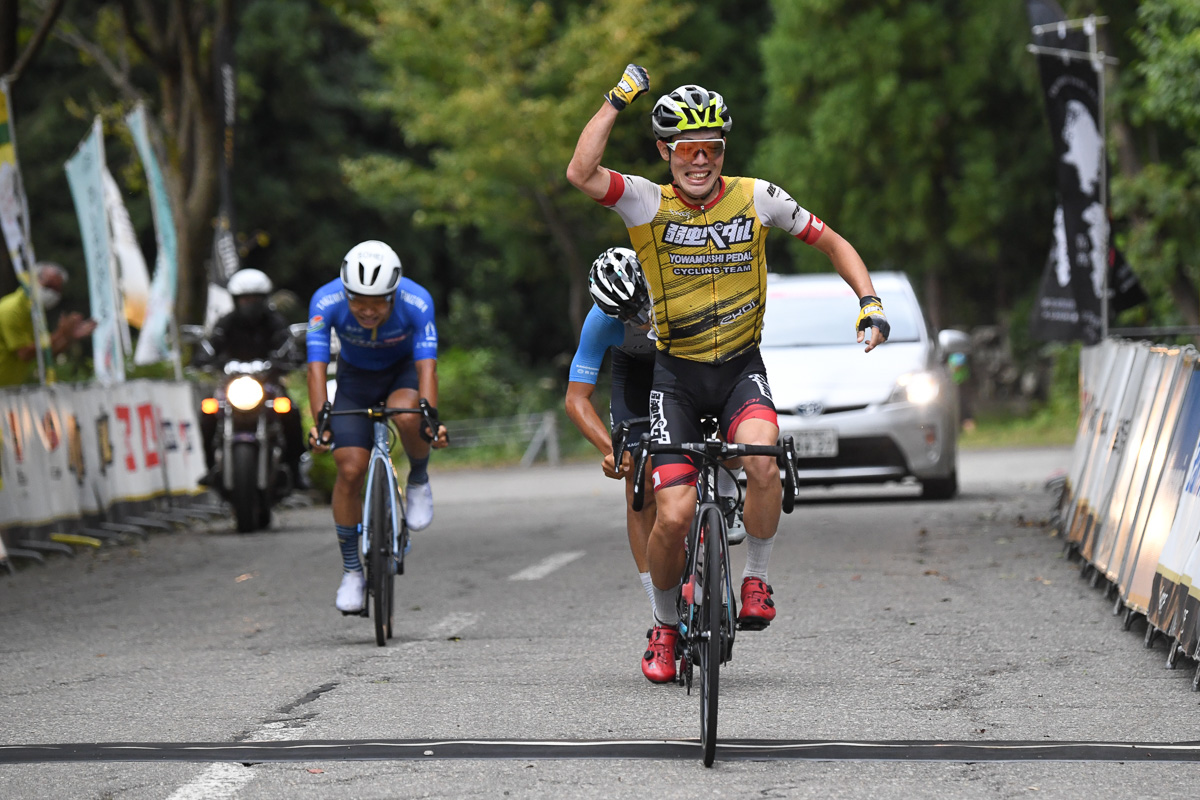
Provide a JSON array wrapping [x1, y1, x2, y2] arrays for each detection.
[[2, 446, 1199, 799]]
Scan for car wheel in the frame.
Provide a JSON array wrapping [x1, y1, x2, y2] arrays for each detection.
[[921, 470, 958, 500]]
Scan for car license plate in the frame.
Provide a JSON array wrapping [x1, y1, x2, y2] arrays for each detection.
[[794, 430, 838, 458]]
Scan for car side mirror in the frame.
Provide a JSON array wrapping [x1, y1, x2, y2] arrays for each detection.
[[938, 329, 971, 356]]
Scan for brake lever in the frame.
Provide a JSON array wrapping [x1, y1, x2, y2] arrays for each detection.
[[780, 435, 798, 514], [630, 433, 651, 512]]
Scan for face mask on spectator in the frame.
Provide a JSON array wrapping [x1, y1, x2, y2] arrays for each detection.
[[39, 288, 61, 310]]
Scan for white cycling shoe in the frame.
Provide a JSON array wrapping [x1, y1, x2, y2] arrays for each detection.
[[406, 481, 433, 531], [335, 570, 365, 613]]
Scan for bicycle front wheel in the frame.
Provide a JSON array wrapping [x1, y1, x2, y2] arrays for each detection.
[[369, 475, 395, 646], [698, 506, 725, 767]]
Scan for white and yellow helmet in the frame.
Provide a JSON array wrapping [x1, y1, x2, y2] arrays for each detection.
[[650, 85, 732, 140]]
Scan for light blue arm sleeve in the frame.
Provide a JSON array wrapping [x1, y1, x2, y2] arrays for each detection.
[[568, 305, 624, 385]]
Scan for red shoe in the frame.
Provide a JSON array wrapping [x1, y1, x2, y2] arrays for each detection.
[[642, 625, 679, 683], [738, 577, 775, 629]]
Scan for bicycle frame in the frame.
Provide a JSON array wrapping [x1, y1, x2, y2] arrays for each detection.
[[630, 427, 798, 766], [315, 399, 440, 645], [361, 418, 405, 567]]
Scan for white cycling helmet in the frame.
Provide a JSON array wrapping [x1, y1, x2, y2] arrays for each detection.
[[226, 268, 273, 297], [341, 240, 402, 297], [589, 247, 650, 325]]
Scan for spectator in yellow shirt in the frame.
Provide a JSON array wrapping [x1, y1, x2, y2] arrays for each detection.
[[0, 263, 96, 387]]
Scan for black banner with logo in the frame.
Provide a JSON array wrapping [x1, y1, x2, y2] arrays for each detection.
[[1025, 1, 1144, 343]]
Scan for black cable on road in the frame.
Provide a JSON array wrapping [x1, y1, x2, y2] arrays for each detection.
[[3, 739, 1200, 764]]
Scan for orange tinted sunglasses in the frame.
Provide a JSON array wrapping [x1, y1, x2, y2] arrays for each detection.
[[666, 138, 726, 159]]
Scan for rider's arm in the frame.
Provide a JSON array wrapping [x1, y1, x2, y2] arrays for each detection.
[[753, 180, 884, 351], [566, 64, 650, 200], [307, 360, 329, 423], [414, 358, 439, 410], [566, 102, 620, 200], [565, 381, 613, 457]]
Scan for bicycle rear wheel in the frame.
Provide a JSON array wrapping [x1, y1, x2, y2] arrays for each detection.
[[369, 476, 394, 646], [697, 506, 724, 767]]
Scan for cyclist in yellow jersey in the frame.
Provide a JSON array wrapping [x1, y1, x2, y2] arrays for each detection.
[[567, 64, 890, 683]]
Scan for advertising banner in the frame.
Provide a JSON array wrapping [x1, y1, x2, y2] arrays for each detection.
[[1124, 361, 1200, 614], [127, 105, 180, 369], [1149, 429, 1200, 636], [65, 118, 124, 384], [1066, 342, 1137, 546], [1088, 345, 1165, 574], [1026, 0, 1103, 343], [1058, 341, 1117, 525], [1100, 348, 1186, 585], [1078, 343, 1150, 562], [0, 380, 204, 530]]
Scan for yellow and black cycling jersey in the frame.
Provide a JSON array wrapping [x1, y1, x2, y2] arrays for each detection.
[[598, 173, 825, 364]]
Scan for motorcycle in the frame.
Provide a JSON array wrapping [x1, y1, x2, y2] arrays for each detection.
[[190, 327, 304, 532]]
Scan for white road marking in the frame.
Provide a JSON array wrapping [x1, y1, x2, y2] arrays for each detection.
[[425, 611, 479, 639], [165, 722, 302, 800], [508, 550, 585, 581]]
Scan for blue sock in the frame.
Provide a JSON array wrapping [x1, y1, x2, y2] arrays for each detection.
[[408, 455, 430, 485], [336, 524, 362, 573]]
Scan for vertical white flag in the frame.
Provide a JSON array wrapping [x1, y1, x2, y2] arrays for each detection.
[[101, 167, 143, 356], [65, 117, 124, 384], [127, 105, 180, 370]]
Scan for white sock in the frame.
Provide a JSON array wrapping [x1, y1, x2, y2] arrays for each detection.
[[653, 582, 681, 626], [743, 534, 775, 581], [640, 571, 657, 620]]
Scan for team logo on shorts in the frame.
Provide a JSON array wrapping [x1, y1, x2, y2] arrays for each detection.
[[649, 390, 670, 444], [749, 373, 772, 401]]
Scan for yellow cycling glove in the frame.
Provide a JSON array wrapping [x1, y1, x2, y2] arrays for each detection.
[[605, 64, 650, 111], [856, 295, 891, 341]]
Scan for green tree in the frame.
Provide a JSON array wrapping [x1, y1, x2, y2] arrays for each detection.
[[755, 0, 1054, 329], [337, 0, 694, 351], [1109, 0, 1200, 327]]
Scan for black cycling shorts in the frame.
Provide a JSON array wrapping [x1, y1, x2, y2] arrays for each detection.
[[648, 348, 778, 490], [609, 350, 654, 453]]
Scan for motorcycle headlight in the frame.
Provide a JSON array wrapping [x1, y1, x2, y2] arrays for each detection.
[[892, 371, 940, 405], [227, 376, 265, 411]]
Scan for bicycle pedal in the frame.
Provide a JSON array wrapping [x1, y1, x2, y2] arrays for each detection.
[[736, 619, 770, 632]]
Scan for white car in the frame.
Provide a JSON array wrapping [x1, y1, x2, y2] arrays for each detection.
[[759, 271, 967, 499]]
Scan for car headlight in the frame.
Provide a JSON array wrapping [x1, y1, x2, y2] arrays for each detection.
[[892, 371, 941, 405], [227, 376, 265, 410]]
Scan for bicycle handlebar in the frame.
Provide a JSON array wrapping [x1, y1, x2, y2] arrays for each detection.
[[629, 433, 798, 515], [610, 415, 653, 461], [312, 399, 443, 450]]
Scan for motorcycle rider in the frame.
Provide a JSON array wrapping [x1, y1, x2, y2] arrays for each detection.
[[196, 268, 305, 488]]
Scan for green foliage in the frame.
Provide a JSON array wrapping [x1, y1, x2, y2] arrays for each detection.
[[336, 0, 696, 357], [755, 0, 1054, 328], [1108, 0, 1200, 328], [435, 346, 557, 421]]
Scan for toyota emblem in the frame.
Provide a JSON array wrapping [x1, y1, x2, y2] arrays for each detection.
[[796, 401, 823, 417]]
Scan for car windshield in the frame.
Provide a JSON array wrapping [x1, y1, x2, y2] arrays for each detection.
[[761, 283, 923, 346]]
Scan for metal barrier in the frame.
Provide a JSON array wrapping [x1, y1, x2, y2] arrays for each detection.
[[449, 411, 560, 468]]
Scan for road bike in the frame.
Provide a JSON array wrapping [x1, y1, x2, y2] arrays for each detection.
[[628, 421, 798, 767], [315, 399, 440, 647]]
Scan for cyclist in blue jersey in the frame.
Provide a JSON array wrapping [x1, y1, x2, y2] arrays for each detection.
[[566, 248, 659, 622], [306, 240, 449, 613], [566, 248, 746, 644]]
